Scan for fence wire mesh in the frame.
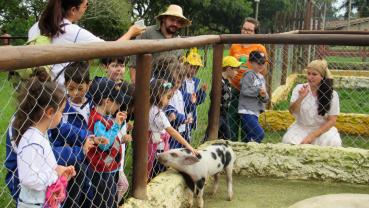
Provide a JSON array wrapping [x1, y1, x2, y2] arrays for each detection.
[[1, 42, 368, 207]]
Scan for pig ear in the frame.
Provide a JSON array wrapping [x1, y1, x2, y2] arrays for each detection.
[[183, 155, 200, 165]]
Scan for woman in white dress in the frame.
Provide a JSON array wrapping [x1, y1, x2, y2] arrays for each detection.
[[282, 59, 342, 147]]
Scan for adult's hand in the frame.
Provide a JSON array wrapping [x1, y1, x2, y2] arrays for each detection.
[[127, 25, 146, 38], [298, 84, 309, 99], [300, 134, 315, 144]]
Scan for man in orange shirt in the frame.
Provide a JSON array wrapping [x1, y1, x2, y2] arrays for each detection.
[[228, 17, 268, 141]]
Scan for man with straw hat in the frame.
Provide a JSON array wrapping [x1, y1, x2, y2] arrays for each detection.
[[129, 4, 191, 84]]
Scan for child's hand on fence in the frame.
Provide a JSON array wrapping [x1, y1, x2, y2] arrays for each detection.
[[169, 113, 176, 122], [191, 93, 197, 104], [83, 136, 95, 154], [185, 114, 193, 124], [93, 136, 109, 145], [123, 134, 132, 143], [201, 83, 208, 92], [55, 165, 76, 181], [116, 111, 127, 125], [259, 87, 267, 97], [298, 84, 309, 99]]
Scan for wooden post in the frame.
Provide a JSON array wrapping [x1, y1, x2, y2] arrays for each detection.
[[266, 44, 275, 109], [207, 44, 224, 140], [281, 45, 289, 85], [132, 54, 152, 200]]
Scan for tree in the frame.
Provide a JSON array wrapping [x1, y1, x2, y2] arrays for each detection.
[[339, 0, 369, 18], [0, 0, 132, 42], [80, 0, 132, 40]]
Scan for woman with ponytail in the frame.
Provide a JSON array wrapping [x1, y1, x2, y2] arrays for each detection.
[[282, 59, 342, 146], [28, 0, 145, 86]]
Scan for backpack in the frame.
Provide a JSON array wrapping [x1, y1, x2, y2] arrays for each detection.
[[9, 24, 81, 84]]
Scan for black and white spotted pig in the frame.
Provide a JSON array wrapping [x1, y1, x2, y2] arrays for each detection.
[[157, 142, 236, 208]]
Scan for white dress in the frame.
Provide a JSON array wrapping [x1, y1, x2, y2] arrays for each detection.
[[282, 84, 342, 147]]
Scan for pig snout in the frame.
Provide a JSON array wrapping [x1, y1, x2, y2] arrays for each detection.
[[157, 153, 168, 165]]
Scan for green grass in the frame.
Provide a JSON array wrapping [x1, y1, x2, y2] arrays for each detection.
[[326, 56, 366, 63], [0, 72, 17, 208]]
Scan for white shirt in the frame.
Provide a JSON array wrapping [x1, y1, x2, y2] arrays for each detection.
[[28, 19, 104, 86], [291, 84, 340, 128], [68, 99, 90, 124], [17, 127, 58, 204], [149, 106, 171, 133], [185, 79, 195, 94], [169, 89, 186, 132]]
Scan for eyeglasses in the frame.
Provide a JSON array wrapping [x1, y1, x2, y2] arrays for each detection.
[[163, 82, 173, 89]]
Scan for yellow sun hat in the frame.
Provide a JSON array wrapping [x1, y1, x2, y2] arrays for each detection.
[[185, 48, 203, 67], [222, 56, 242, 68]]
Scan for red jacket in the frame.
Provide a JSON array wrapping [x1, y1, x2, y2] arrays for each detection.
[[87, 107, 122, 172]]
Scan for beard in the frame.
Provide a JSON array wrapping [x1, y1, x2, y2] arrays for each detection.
[[165, 25, 179, 35]]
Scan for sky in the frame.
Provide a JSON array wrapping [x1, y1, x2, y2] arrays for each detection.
[[333, 0, 358, 16]]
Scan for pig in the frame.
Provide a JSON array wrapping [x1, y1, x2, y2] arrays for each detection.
[[157, 141, 236, 208]]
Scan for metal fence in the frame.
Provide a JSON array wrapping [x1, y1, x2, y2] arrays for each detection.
[[0, 32, 368, 207]]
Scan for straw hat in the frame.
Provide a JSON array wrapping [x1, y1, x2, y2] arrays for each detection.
[[156, 5, 192, 27]]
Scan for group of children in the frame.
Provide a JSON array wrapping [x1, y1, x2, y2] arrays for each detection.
[[5, 46, 269, 207], [6, 47, 209, 207]]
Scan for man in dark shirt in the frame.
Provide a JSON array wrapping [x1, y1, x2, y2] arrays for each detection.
[[130, 4, 191, 83]]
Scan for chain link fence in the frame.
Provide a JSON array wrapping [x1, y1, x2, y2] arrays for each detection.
[[1, 38, 368, 207]]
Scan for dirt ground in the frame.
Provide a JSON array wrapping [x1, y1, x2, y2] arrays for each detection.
[[203, 175, 369, 208]]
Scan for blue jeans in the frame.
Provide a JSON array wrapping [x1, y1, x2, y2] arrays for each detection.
[[240, 114, 264, 143]]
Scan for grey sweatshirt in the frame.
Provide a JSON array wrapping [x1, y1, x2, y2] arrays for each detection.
[[238, 70, 269, 116]]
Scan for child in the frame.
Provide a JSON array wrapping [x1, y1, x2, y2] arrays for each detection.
[[165, 63, 193, 149], [219, 56, 241, 140], [238, 51, 269, 143], [116, 81, 135, 204], [87, 77, 131, 208], [101, 57, 127, 83], [182, 48, 208, 140], [14, 78, 76, 207], [61, 61, 94, 207], [148, 79, 197, 179], [63, 61, 91, 130], [5, 74, 97, 207]]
